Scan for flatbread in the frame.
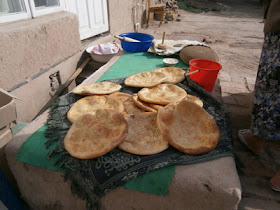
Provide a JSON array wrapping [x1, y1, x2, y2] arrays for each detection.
[[123, 96, 146, 115], [138, 84, 187, 105], [174, 94, 203, 107], [119, 112, 169, 155], [124, 71, 167, 87], [64, 110, 128, 159], [72, 81, 121, 95], [153, 67, 185, 84], [132, 94, 157, 113], [148, 103, 164, 110], [157, 100, 220, 155], [185, 94, 203, 107], [109, 92, 131, 102], [67, 95, 124, 123]]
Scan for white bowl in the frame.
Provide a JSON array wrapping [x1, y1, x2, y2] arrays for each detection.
[[86, 45, 121, 63], [163, 58, 179, 66]]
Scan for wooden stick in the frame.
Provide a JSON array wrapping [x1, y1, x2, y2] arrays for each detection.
[[158, 32, 167, 49], [162, 31, 166, 44], [33, 57, 90, 119], [114, 35, 140, 42]]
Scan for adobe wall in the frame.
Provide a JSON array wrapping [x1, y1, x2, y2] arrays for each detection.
[[0, 12, 81, 91], [108, 0, 148, 35], [0, 0, 152, 122]]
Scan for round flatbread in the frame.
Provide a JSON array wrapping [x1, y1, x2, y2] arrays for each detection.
[[132, 94, 157, 113], [67, 95, 124, 123], [64, 110, 128, 159], [138, 84, 187, 105], [124, 71, 167, 88], [153, 67, 185, 84], [174, 94, 203, 107], [185, 94, 203, 107], [123, 96, 146, 115], [148, 103, 164, 110], [109, 92, 131, 103], [72, 81, 121, 95], [119, 112, 169, 155], [157, 100, 220, 155]]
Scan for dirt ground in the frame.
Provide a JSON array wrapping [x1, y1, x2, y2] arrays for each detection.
[[145, 0, 280, 209]]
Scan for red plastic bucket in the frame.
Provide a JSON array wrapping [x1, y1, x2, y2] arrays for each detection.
[[188, 58, 222, 92]]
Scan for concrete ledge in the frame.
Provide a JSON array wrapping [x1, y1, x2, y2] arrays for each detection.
[[6, 112, 241, 210]]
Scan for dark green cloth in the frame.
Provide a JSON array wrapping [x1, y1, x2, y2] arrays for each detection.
[[44, 77, 233, 209], [123, 165, 175, 196], [96, 52, 186, 82], [16, 125, 63, 172], [16, 124, 175, 195], [16, 52, 233, 209]]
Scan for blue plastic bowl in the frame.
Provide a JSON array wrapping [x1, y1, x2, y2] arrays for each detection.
[[119, 32, 154, 52]]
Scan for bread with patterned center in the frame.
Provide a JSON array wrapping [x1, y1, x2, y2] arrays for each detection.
[[109, 92, 131, 103], [72, 81, 121, 95], [119, 112, 169, 155], [132, 94, 157, 113], [138, 84, 187, 105], [124, 71, 167, 87], [67, 95, 124, 123], [173, 94, 203, 107], [64, 109, 128, 159], [122, 95, 146, 115], [148, 103, 164, 110], [152, 67, 185, 84], [157, 100, 220, 155]]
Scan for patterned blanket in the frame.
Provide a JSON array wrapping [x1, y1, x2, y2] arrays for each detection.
[[45, 77, 233, 209]]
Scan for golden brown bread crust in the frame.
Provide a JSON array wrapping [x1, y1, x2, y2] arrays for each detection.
[[64, 110, 128, 159], [124, 71, 167, 87], [122, 95, 146, 115], [132, 94, 157, 113], [138, 84, 187, 105], [119, 112, 169, 155], [72, 81, 121, 95], [109, 92, 131, 102], [148, 103, 164, 110], [173, 94, 203, 107], [186, 94, 203, 107], [152, 67, 185, 84], [157, 100, 220, 155], [67, 95, 124, 123]]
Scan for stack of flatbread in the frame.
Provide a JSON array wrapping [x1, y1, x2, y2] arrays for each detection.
[[64, 68, 219, 159], [124, 67, 186, 87], [72, 81, 121, 95]]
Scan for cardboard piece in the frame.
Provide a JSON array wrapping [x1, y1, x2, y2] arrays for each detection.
[[0, 127, 12, 152], [0, 89, 17, 129], [0, 89, 17, 150]]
